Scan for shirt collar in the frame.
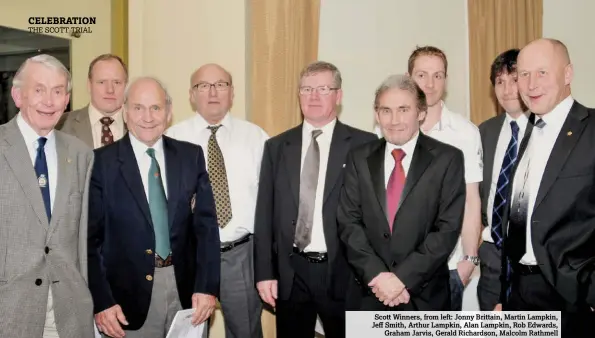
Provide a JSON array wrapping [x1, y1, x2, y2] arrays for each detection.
[[88, 103, 123, 126], [428, 101, 452, 132], [504, 111, 529, 132], [16, 112, 56, 149], [193, 112, 233, 132], [129, 132, 164, 158], [303, 118, 337, 138], [538, 95, 574, 129], [386, 130, 419, 158]]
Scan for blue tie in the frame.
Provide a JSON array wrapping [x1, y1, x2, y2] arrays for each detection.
[[35, 137, 51, 221], [491, 121, 519, 248]]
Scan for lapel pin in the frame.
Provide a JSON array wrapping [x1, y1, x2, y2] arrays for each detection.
[[567, 131, 573, 136]]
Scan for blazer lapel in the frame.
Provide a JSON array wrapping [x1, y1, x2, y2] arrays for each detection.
[[397, 133, 433, 212], [47, 133, 74, 239], [534, 103, 588, 210], [366, 140, 387, 218], [283, 126, 303, 207], [322, 121, 351, 204], [481, 114, 506, 203], [74, 106, 94, 148], [163, 136, 181, 229], [2, 118, 49, 227], [118, 134, 153, 227]]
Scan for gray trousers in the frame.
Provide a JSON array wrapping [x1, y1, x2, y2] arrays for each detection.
[[219, 236, 263, 338], [477, 241, 502, 310]]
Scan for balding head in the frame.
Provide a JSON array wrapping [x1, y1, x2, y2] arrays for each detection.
[[189, 63, 234, 125], [517, 38, 573, 115]]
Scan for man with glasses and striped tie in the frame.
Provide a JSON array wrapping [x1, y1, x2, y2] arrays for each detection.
[[88, 76, 220, 338]]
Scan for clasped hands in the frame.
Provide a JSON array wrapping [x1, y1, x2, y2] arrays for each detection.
[[369, 272, 410, 307]]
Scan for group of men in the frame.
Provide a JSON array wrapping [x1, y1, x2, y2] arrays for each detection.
[[0, 36, 593, 338]]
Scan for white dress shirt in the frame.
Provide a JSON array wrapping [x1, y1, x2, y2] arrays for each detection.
[[16, 113, 59, 338], [166, 113, 269, 243], [129, 134, 168, 199], [300, 118, 337, 253], [482, 112, 529, 242], [511, 96, 574, 265], [88, 103, 125, 149], [384, 132, 419, 187]]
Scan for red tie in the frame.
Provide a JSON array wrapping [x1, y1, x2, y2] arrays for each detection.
[[387, 148, 406, 232]]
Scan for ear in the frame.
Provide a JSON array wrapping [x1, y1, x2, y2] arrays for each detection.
[[374, 109, 381, 125], [335, 89, 343, 106], [564, 63, 574, 86], [166, 105, 173, 125], [11, 86, 22, 108], [63, 92, 71, 109], [122, 106, 128, 124], [418, 109, 427, 122]]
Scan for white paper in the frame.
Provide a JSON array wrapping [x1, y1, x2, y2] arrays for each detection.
[[166, 309, 205, 338]]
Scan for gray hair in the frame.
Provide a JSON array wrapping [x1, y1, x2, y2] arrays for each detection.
[[123, 76, 173, 108], [374, 74, 427, 113], [299, 61, 342, 89], [12, 54, 72, 91]]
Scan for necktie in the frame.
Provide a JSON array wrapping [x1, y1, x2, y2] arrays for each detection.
[[294, 129, 322, 251], [100, 117, 114, 146], [35, 137, 51, 221], [146, 148, 171, 259], [387, 149, 406, 232], [491, 121, 520, 248], [207, 126, 232, 228]]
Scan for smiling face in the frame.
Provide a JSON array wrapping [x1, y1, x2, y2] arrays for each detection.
[[494, 71, 523, 115], [11, 61, 70, 136], [123, 78, 172, 146], [410, 55, 447, 107], [375, 87, 425, 146]]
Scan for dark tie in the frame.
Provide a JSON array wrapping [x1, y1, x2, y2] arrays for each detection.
[[146, 148, 171, 259], [35, 137, 51, 221], [387, 149, 406, 232], [491, 121, 520, 248], [100, 117, 114, 146], [294, 129, 322, 251], [207, 125, 233, 228]]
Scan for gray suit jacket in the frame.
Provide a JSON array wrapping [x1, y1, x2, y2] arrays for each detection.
[[57, 106, 94, 149], [0, 117, 95, 338]]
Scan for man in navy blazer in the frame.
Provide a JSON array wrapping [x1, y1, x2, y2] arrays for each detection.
[[88, 76, 220, 338]]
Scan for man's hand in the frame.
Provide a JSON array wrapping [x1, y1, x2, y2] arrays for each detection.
[[191, 293, 216, 325], [95, 305, 128, 338], [493, 303, 502, 311], [368, 272, 405, 305], [257, 280, 278, 308], [387, 288, 411, 307], [457, 260, 476, 286]]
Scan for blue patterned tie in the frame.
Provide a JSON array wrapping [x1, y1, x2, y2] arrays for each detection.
[[35, 137, 51, 221], [491, 121, 519, 248]]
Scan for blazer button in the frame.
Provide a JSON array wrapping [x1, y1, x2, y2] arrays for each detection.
[[44, 247, 50, 254], [145, 249, 153, 255], [146, 275, 153, 281], [291, 220, 296, 226], [383, 233, 390, 239], [35, 278, 42, 286]]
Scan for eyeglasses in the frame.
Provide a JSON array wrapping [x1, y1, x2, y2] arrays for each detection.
[[193, 81, 231, 92], [299, 85, 339, 96]]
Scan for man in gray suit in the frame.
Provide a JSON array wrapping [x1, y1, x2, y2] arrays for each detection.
[[59, 53, 128, 149], [0, 54, 95, 337]]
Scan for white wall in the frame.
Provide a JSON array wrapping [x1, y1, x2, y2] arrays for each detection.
[[318, 0, 470, 132], [128, 0, 248, 124], [543, 0, 595, 107]]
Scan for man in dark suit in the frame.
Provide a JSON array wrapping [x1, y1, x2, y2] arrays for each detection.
[[88, 77, 220, 338], [254, 61, 376, 338], [59, 54, 128, 149], [498, 38, 594, 336], [477, 48, 529, 311], [337, 74, 465, 311]]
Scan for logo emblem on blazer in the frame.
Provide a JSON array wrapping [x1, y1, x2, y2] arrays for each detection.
[[38, 174, 47, 188], [567, 131, 573, 136]]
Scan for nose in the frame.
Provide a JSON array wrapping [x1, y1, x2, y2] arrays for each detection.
[[208, 85, 218, 97], [106, 82, 115, 94], [503, 82, 513, 96], [528, 74, 538, 91], [42, 92, 53, 107]]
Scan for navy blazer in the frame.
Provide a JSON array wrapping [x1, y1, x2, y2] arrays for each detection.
[[88, 133, 220, 330]]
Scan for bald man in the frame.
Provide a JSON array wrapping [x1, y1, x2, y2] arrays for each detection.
[[167, 64, 268, 338], [496, 38, 594, 336]]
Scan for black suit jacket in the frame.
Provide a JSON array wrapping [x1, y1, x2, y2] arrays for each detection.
[[88, 134, 220, 330], [500, 101, 595, 308], [254, 120, 377, 301], [337, 133, 466, 310]]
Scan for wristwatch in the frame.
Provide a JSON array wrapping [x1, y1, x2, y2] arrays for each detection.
[[463, 255, 480, 266]]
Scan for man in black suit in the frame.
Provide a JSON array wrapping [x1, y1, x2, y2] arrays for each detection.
[[499, 38, 594, 336], [88, 77, 220, 338], [337, 74, 466, 311], [254, 61, 376, 338], [477, 48, 529, 311]]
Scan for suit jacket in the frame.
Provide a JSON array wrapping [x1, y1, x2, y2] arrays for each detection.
[[58, 106, 128, 149], [254, 120, 377, 301], [499, 101, 595, 308], [0, 117, 95, 338], [337, 133, 466, 310], [88, 133, 220, 330]]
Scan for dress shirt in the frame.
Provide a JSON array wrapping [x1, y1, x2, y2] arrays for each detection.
[[88, 103, 125, 149], [482, 112, 529, 243], [299, 118, 337, 253], [166, 113, 269, 242], [383, 131, 419, 187], [511, 96, 573, 265], [129, 133, 168, 200]]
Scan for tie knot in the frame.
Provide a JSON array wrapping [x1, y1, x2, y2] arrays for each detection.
[[37, 137, 47, 149], [311, 129, 322, 139], [391, 148, 406, 162], [535, 118, 546, 129], [510, 120, 519, 135], [146, 148, 156, 159], [208, 125, 222, 134], [100, 117, 114, 126]]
